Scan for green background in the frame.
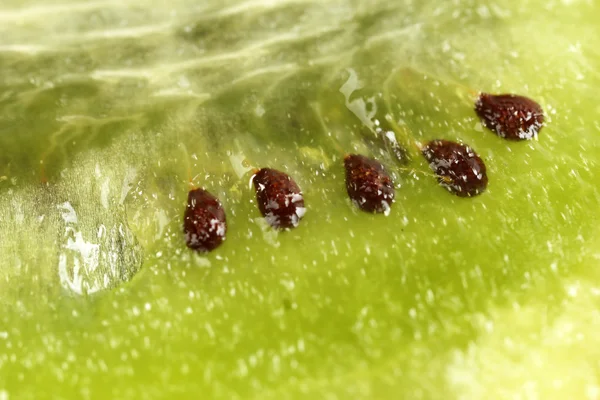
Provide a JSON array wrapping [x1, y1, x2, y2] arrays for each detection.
[[1, 0, 600, 398]]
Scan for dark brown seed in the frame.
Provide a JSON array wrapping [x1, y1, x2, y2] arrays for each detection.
[[344, 154, 395, 214], [422, 140, 488, 197], [183, 188, 227, 252], [475, 93, 544, 140], [253, 168, 305, 230]]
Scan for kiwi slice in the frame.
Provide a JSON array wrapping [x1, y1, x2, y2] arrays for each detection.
[[1, 1, 600, 399]]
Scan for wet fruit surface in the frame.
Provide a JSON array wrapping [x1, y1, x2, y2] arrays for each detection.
[[475, 93, 545, 140], [344, 154, 395, 214], [252, 168, 306, 229], [422, 140, 488, 197], [183, 188, 227, 252], [4, 1, 600, 399]]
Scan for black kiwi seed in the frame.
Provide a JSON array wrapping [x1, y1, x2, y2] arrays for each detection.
[[421, 140, 488, 197], [183, 188, 227, 252], [252, 168, 306, 230], [475, 93, 544, 140], [344, 154, 395, 214]]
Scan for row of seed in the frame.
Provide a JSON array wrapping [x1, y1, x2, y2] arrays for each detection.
[[183, 93, 545, 252]]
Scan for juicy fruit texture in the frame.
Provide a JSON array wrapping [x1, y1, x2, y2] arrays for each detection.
[[475, 93, 545, 140], [183, 188, 227, 252], [252, 168, 306, 229], [422, 140, 488, 197], [344, 154, 395, 214], [2, 0, 600, 399]]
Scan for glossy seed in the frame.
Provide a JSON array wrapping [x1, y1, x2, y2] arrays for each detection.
[[422, 140, 488, 197], [475, 93, 544, 140], [253, 168, 306, 230], [183, 188, 227, 252], [344, 154, 395, 214]]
